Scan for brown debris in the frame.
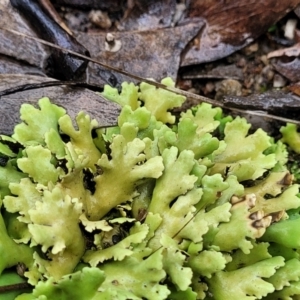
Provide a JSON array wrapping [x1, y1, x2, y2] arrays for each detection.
[[181, 0, 300, 66], [249, 210, 264, 221], [0, 1, 202, 86], [230, 194, 272, 238], [0, 2, 48, 69], [0, 74, 121, 134], [278, 172, 294, 186], [267, 40, 300, 82], [215, 79, 242, 101], [252, 216, 272, 229], [89, 10, 112, 29], [267, 211, 286, 223], [118, 0, 177, 31], [76, 20, 203, 86], [182, 64, 244, 81], [268, 42, 300, 59], [231, 194, 256, 208], [222, 90, 300, 115], [52, 0, 124, 11], [273, 57, 300, 82], [10, 0, 90, 80], [288, 82, 300, 96], [1, 0, 300, 133], [40, 0, 73, 35], [0, 54, 46, 76]]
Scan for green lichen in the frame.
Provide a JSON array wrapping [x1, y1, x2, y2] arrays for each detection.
[[0, 79, 300, 299]]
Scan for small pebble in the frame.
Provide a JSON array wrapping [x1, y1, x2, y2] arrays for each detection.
[[284, 19, 297, 40], [273, 74, 287, 88], [187, 88, 199, 95], [236, 57, 246, 68], [255, 74, 264, 85], [260, 55, 269, 66], [262, 65, 274, 81], [178, 79, 192, 90], [204, 81, 215, 94], [244, 77, 254, 89], [243, 42, 259, 55], [215, 79, 242, 100], [89, 10, 112, 29]]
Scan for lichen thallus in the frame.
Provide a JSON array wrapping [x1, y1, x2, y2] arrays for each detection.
[[0, 26, 299, 260]]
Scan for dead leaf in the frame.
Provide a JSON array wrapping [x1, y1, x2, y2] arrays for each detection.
[[181, 0, 300, 66], [76, 21, 203, 86], [289, 82, 300, 95], [0, 1, 202, 85], [218, 89, 300, 133], [294, 3, 300, 18], [223, 90, 300, 114], [0, 54, 46, 76], [10, 0, 90, 80], [272, 57, 300, 82], [0, 74, 121, 134], [267, 43, 300, 82], [267, 42, 300, 58], [0, 0, 49, 69], [118, 0, 177, 31], [182, 64, 244, 80], [53, 0, 123, 11]]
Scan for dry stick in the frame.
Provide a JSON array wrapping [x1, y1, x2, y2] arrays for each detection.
[[0, 80, 104, 96], [39, 0, 74, 36], [1, 26, 300, 126], [0, 282, 32, 293]]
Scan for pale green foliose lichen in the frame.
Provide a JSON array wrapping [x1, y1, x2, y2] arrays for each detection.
[[0, 79, 299, 299]]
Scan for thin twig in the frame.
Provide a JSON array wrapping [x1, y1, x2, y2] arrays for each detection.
[[39, 0, 74, 36], [0, 80, 103, 96], [0, 282, 32, 293]]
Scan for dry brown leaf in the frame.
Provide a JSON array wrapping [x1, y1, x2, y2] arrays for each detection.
[[53, 0, 123, 11], [223, 90, 300, 114], [0, 54, 46, 76], [267, 43, 300, 82], [0, 74, 121, 134], [272, 57, 300, 82], [268, 43, 300, 58], [0, 0, 49, 69], [0, 1, 202, 84], [181, 0, 300, 66], [76, 21, 203, 86], [182, 64, 244, 80], [118, 0, 177, 31], [288, 82, 300, 96]]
